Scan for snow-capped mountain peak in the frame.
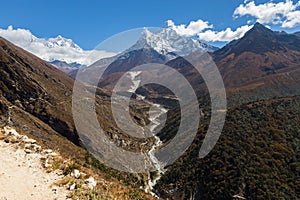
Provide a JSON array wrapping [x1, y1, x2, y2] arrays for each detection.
[[129, 26, 217, 57], [46, 35, 82, 51], [0, 26, 116, 66]]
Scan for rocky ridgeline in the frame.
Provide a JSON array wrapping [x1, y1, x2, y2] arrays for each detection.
[[0, 126, 97, 199]]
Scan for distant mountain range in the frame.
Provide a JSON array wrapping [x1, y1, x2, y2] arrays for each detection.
[[78, 22, 300, 106], [70, 26, 219, 89], [0, 26, 116, 72], [0, 25, 218, 74]]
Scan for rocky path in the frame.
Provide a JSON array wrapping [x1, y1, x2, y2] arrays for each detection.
[[0, 127, 70, 200], [0, 126, 98, 200]]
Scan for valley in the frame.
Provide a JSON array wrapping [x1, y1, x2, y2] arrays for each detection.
[[0, 18, 299, 200]]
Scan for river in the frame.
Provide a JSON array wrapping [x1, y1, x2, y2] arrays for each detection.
[[127, 71, 167, 197]]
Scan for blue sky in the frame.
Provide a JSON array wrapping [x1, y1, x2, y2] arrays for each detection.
[[0, 0, 300, 49]]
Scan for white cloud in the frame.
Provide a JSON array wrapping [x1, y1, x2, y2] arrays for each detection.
[[167, 1, 300, 43], [197, 25, 253, 42], [283, 10, 300, 27], [166, 19, 213, 37], [167, 19, 253, 42], [0, 26, 116, 65], [234, 0, 300, 28]]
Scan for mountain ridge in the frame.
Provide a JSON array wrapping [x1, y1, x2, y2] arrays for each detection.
[[128, 27, 218, 57], [210, 22, 300, 104], [0, 26, 116, 66], [215, 22, 300, 59]]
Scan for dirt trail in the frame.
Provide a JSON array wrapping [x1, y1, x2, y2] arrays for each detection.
[[0, 127, 70, 200]]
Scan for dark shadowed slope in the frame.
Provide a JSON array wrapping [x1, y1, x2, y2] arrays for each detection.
[[0, 36, 79, 144]]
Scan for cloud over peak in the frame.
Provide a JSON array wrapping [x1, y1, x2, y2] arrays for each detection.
[[167, 20, 253, 42], [166, 19, 213, 37], [197, 25, 253, 42], [234, 0, 300, 28]]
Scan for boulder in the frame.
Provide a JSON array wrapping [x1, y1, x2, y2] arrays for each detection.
[[84, 177, 97, 189], [69, 183, 76, 191], [71, 169, 81, 179]]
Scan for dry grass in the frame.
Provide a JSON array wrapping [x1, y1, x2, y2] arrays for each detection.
[[0, 132, 7, 140], [53, 176, 76, 187]]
